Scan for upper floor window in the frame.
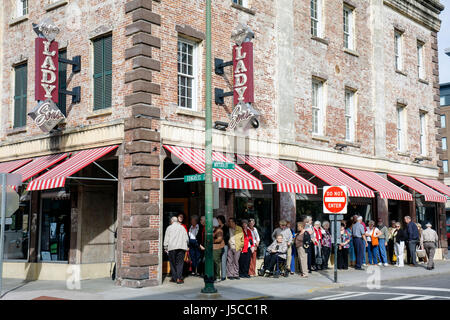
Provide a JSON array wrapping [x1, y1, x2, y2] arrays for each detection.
[[178, 38, 198, 110], [442, 137, 447, 151], [396, 106, 406, 151], [394, 30, 403, 71], [13, 63, 27, 128], [441, 115, 446, 128], [16, 0, 28, 17], [232, 0, 247, 7], [312, 79, 325, 135], [93, 35, 112, 110], [344, 89, 356, 141], [311, 0, 323, 37], [443, 160, 449, 174], [417, 41, 425, 79], [419, 112, 426, 155], [343, 6, 354, 50]]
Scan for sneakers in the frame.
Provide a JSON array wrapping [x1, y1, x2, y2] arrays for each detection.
[[384, 263, 389, 267], [362, 264, 368, 267], [378, 263, 382, 266]]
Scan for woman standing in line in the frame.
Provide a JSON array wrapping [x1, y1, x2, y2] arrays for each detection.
[[393, 222, 407, 267], [365, 220, 382, 265], [295, 222, 310, 278], [212, 218, 225, 281], [248, 218, 260, 277], [321, 221, 332, 270], [338, 223, 351, 270]]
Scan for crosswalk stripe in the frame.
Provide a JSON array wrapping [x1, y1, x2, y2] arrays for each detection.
[[410, 296, 434, 300], [326, 292, 369, 300], [386, 294, 419, 300], [310, 292, 357, 300], [389, 286, 450, 293]]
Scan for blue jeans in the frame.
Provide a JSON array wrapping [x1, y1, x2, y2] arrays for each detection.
[[368, 242, 380, 264], [377, 238, 388, 264], [189, 239, 201, 272], [349, 239, 356, 262], [221, 245, 228, 279]]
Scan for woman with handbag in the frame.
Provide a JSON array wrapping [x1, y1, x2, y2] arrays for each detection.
[[365, 220, 382, 265], [295, 222, 310, 278], [393, 222, 407, 267]]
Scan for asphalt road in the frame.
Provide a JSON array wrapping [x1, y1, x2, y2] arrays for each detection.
[[301, 273, 450, 300]]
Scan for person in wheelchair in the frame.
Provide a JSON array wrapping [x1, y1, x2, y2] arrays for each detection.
[[259, 235, 288, 277]]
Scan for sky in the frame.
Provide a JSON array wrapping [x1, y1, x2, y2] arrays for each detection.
[[439, 0, 450, 84]]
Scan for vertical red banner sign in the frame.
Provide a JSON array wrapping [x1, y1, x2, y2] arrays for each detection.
[[35, 38, 59, 103], [233, 42, 254, 105]]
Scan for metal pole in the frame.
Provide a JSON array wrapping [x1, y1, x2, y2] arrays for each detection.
[[0, 174, 7, 295], [201, 0, 217, 294], [334, 217, 338, 283]]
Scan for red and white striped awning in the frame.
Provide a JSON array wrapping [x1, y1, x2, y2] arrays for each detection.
[[237, 155, 317, 194], [12, 153, 68, 182], [163, 145, 263, 190], [388, 174, 447, 203], [0, 158, 33, 173], [27, 145, 118, 191], [415, 177, 450, 198], [297, 162, 375, 198], [341, 168, 412, 201]]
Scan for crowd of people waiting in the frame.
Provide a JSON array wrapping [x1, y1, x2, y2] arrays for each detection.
[[163, 212, 439, 284]]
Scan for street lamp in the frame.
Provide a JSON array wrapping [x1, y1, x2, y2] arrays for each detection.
[[201, 0, 217, 294]]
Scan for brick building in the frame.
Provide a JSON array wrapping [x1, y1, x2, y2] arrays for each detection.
[[0, 0, 447, 287]]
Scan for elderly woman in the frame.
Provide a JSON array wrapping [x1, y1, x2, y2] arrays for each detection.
[[321, 221, 332, 269], [313, 221, 325, 270], [248, 218, 260, 277], [338, 223, 351, 270], [393, 222, 407, 267], [188, 215, 201, 276], [238, 219, 254, 279], [365, 220, 382, 265], [295, 222, 310, 278], [304, 216, 315, 273], [260, 234, 288, 276]]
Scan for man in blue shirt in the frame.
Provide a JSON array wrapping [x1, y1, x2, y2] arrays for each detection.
[[352, 216, 367, 270], [404, 216, 419, 266]]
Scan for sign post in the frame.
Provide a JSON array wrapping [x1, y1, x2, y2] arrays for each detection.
[[323, 186, 348, 283]]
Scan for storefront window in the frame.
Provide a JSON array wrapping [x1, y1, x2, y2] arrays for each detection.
[[416, 203, 436, 229], [4, 199, 30, 260], [39, 196, 71, 262]]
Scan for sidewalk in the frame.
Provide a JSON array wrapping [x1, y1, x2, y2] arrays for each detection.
[[1, 260, 450, 300]]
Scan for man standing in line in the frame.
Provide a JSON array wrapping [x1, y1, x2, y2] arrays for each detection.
[[164, 216, 189, 284], [404, 216, 420, 266], [422, 222, 439, 270], [352, 216, 367, 270], [227, 218, 244, 280]]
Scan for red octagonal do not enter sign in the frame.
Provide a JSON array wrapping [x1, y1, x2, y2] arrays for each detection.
[[323, 186, 348, 214]]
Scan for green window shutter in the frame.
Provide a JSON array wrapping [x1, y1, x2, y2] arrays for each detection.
[[58, 50, 67, 116], [93, 35, 112, 110], [14, 64, 27, 128]]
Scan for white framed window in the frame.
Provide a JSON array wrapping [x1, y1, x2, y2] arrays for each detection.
[[394, 31, 403, 70], [417, 42, 425, 79], [312, 79, 324, 135], [311, 0, 322, 37], [442, 137, 447, 151], [232, 0, 247, 7], [343, 6, 354, 50], [443, 160, 449, 174], [177, 38, 198, 110], [419, 112, 427, 155], [345, 90, 356, 141], [441, 115, 446, 128], [397, 106, 406, 151], [16, 0, 28, 17]]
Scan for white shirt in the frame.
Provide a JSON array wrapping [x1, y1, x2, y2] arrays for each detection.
[[189, 224, 199, 240], [250, 227, 260, 244], [365, 227, 380, 242]]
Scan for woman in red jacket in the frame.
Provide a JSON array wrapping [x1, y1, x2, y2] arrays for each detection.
[[238, 219, 254, 278]]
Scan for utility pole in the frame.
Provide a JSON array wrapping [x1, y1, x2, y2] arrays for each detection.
[[201, 0, 217, 294]]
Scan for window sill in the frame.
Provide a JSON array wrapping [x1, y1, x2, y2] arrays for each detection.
[[231, 3, 256, 15], [44, 0, 68, 12], [86, 109, 112, 120], [176, 107, 205, 118], [418, 78, 429, 85], [415, 156, 432, 161], [397, 151, 410, 157], [6, 127, 27, 136], [337, 140, 361, 148], [9, 15, 29, 27], [311, 36, 329, 45], [343, 48, 359, 57], [395, 69, 407, 77], [311, 135, 329, 143]]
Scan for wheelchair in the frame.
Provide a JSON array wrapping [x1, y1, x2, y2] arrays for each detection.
[[257, 252, 289, 278]]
